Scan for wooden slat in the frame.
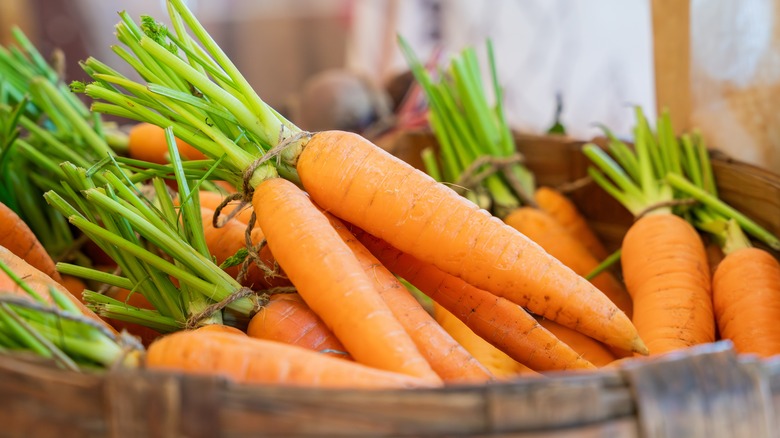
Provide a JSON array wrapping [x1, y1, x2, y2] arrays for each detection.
[[651, 0, 692, 133]]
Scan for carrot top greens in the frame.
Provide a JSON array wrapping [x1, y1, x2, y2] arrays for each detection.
[[0, 255, 143, 370], [398, 36, 535, 218], [0, 28, 127, 266], [584, 107, 780, 252], [77, 0, 310, 190]]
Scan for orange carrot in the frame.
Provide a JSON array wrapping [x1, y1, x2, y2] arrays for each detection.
[[82, 18, 643, 355], [534, 186, 610, 260], [327, 213, 494, 383], [0, 201, 62, 283], [0, 245, 116, 333], [200, 207, 291, 290], [252, 177, 441, 383], [621, 214, 715, 355], [355, 229, 596, 372], [196, 190, 256, 227], [60, 275, 86, 302], [433, 303, 541, 379], [196, 323, 246, 336], [503, 207, 633, 317], [535, 317, 617, 367], [246, 293, 350, 359], [296, 130, 645, 354], [127, 122, 205, 164], [146, 326, 440, 389], [712, 247, 780, 358]]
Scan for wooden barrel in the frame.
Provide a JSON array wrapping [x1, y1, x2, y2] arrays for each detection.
[[3, 131, 780, 438]]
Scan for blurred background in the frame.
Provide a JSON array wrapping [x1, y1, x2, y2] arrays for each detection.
[[1, 0, 778, 171]]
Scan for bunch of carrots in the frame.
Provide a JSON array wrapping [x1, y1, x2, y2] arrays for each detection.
[[70, 1, 643, 385], [0, 0, 778, 394], [399, 38, 632, 369], [584, 107, 780, 359]]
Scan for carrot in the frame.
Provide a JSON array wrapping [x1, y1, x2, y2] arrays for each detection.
[[621, 214, 714, 354], [584, 108, 718, 356], [663, 129, 780, 358], [196, 323, 246, 336], [298, 131, 644, 354], [503, 207, 633, 317], [0, 245, 116, 333], [246, 293, 349, 359], [60, 275, 86, 302], [82, 5, 642, 354], [327, 213, 494, 383], [195, 190, 256, 227], [0, 201, 62, 283], [535, 317, 617, 367], [128, 122, 205, 164], [146, 326, 440, 389], [355, 229, 597, 372], [534, 186, 610, 260], [252, 177, 441, 382], [433, 302, 540, 379], [200, 207, 290, 289], [712, 247, 780, 357]]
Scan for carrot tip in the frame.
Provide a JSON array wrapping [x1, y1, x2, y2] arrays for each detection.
[[632, 337, 649, 356]]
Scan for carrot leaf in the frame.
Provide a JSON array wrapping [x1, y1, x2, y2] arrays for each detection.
[[583, 106, 676, 218], [398, 36, 533, 218]]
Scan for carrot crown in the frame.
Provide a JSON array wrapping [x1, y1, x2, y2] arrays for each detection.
[[583, 107, 678, 218], [586, 107, 780, 253], [665, 132, 780, 253]]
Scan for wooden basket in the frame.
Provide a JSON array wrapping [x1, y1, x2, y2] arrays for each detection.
[[4, 131, 780, 438]]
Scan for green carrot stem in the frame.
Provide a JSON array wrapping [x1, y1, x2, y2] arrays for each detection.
[[115, 16, 187, 92], [167, 0, 288, 136], [82, 186, 239, 292], [584, 249, 622, 281], [0, 303, 79, 370], [31, 78, 113, 158], [10, 27, 58, 83], [0, 259, 47, 303], [164, 127, 210, 258], [69, 215, 254, 316], [666, 173, 780, 250], [137, 35, 276, 147], [598, 126, 641, 181], [421, 147, 442, 182], [18, 116, 89, 167], [21, 318, 123, 366], [82, 291, 180, 333], [582, 144, 646, 202], [56, 264, 134, 290]]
